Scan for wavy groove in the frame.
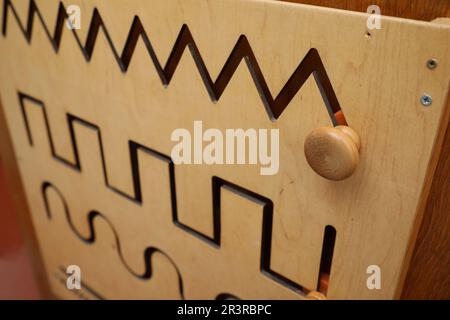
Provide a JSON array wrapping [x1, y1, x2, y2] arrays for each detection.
[[20, 92, 336, 296], [42, 181, 186, 299], [3, 0, 346, 124]]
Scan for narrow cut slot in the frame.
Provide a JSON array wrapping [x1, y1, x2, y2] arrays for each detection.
[[334, 110, 348, 126], [317, 225, 337, 295]]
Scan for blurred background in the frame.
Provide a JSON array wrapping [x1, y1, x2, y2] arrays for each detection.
[[0, 165, 40, 299]]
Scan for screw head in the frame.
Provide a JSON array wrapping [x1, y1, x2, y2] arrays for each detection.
[[420, 94, 433, 107], [426, 59, 438, 70]]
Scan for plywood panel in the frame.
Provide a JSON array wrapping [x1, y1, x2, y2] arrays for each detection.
[[0, 0, 449, 299]]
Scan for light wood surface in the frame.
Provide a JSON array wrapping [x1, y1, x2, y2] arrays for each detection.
[[0, 0, 449, 299]]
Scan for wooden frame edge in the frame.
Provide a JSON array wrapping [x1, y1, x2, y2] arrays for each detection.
[[398, 85, 450, 299]]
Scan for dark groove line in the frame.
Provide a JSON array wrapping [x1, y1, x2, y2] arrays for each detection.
[[52, 272, 98, 300], [216, 293, 241, 300], [21, 92, 336, 296], [42, 181, 186, 299], [3, 0, 346, 125], [317, 225, 336, 294], [57, 266, 105, 300]]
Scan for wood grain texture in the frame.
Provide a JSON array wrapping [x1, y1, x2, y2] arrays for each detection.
[[304, 126, 359, 181], [336, 125, 361, 150], [282, 0, 450, 21], [400, 94, 450, 300], [0, 0, 449, 300], [282, 0, 450, 301]]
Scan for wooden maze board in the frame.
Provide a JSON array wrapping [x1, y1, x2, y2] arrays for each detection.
[[0, 0, 449, 299]]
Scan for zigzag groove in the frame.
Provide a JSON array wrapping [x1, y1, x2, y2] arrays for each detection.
[[20, 92, 337, 296], [3, 0, 346, 124]]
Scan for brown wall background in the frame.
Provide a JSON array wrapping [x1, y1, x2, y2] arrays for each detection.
[[282, 0, 450, 21]]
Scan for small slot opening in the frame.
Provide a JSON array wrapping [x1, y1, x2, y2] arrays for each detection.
[[317, 225, 337, 295]]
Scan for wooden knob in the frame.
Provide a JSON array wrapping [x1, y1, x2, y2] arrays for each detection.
[[304, 126, 360, 181], [306, 291, 327, 300]]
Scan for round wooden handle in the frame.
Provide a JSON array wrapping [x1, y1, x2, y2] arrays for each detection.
[[306, 291, 327, 300], [304, 126, 360, 181]]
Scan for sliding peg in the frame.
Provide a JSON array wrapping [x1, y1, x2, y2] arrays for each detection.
[[306, 291, 327, 300]]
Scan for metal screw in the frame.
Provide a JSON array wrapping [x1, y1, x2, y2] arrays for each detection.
[[427, 59, 438, 70], [420, 94, 432, 107]]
